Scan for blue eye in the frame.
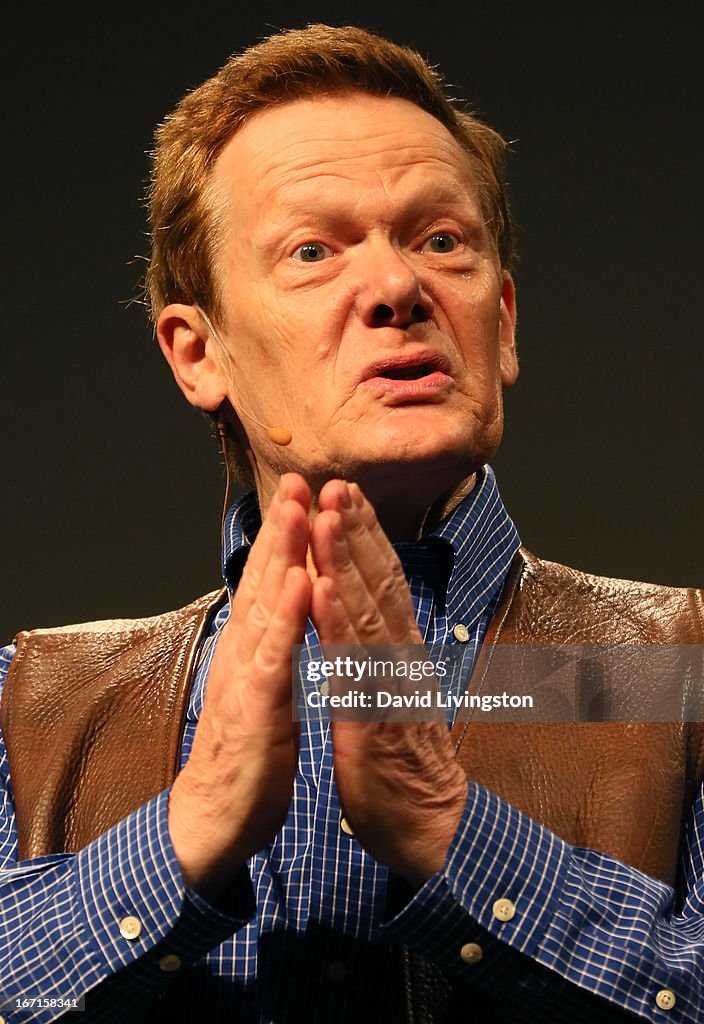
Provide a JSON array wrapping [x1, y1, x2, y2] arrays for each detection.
[[422, 232, 459, 253], [293, 241, 333, 262]]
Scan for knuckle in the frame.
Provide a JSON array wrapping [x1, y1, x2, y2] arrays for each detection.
[[252, 642, 282, 677], [357, 607, 385, 635], [247, 598, 271, 630], [390, 558, 406, 583], [233, 576, 259, 613], [242, 560, 263, 592], [373, 575, 399, 604]]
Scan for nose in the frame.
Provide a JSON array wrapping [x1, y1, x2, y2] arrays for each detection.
[[356, 242, 433, 329]]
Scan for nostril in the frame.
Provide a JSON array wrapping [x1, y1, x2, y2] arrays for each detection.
[[373, 304, 394, 323], [411, 303, 429, 323]]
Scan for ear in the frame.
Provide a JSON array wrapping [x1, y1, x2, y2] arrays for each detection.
[[156, 303, 229, 412], [498, 271, 519, 387]]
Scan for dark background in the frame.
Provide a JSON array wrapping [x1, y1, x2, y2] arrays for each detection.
[[3, 4, 702, 642]]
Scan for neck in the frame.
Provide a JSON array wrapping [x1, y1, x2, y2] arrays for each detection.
[[253, 460, 478, 546]]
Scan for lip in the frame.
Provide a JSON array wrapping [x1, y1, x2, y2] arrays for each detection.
[[356, 349, 452, 386], [359, 371, 454, 402]]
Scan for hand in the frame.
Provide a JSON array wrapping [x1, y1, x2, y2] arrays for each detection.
[[168, 474, 312, 900], [310, 480, 468, 888]]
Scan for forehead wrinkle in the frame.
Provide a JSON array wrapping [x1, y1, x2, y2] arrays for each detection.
[[252, 151, 481, 224], [216, 113, 476, 198]]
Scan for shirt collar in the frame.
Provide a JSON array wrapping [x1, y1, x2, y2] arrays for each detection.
[[423, 464, 520, 626], [222, 465, 520, 625], [222, 488, 262, 588]]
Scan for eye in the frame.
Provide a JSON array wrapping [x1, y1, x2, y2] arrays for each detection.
[[292, 241, 334, 263], [421, 231, 460, 254]]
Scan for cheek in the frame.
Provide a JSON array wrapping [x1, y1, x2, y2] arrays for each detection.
[[445, 279, 502, 371], [225, 289, 305, 386]]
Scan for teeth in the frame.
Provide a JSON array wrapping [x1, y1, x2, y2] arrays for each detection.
[[381, 364, 429, 380]]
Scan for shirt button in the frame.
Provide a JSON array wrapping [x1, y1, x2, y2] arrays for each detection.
[[340, 815, 354, 836], [159, 953, 182, 972], [460, 942, 483, 964], [320, 681, 330, 697], [453, 624, 470, 643], [326, 960, 348, 983], [655, 989, 676, 1010], [119, 915, 143, 940], [492, 898, 516, 922]]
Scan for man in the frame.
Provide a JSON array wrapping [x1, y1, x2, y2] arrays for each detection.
[[1, 22, 703, 1024]]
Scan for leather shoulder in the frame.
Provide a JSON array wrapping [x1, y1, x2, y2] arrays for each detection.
[[10, 588, 226, 643], [515, 547, 704, 643], [1, 588, 226, 857]]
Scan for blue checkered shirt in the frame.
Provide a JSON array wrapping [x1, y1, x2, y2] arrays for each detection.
[[1, 465, 702, 1022]]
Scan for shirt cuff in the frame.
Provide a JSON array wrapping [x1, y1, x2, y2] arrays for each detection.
[[383, 780, 570, 976], [75, 789, 255, 977]]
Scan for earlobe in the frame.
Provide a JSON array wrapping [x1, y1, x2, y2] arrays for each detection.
[[156, 303, 229, 411], [498, 271, 519, 387]]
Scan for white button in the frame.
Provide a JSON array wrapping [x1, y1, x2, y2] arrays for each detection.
[[119, 915, 142, 940], [159, 953, 182, 972], [320, 681, 330, 697], [340, 815, 354, 836], [326, 960, 348, 983], [460, 942, 483, 964], [453, 624, 470, 643], [492, 898, 516, 922], [655, 989, 676, 1010]]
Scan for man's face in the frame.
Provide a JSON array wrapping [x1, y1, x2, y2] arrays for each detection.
[[211, 92, 518, 490]]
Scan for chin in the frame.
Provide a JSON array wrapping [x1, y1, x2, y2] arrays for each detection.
[[364, 418, 500, 468], [340, 440, 492, 489]]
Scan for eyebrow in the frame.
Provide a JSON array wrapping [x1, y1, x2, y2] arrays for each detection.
[[258, 182, 487, 253]]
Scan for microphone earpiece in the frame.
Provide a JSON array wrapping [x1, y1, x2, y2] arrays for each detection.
[[266, 428, 293, 446]]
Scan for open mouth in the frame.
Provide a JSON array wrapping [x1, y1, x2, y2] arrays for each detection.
[[378, 363, 434, 380]]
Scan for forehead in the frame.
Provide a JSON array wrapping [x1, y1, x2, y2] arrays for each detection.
[[212, 93, 481, 219]]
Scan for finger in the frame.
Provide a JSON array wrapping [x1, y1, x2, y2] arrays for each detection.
[[347, 481, 411, 576], [310, 509, 401, 643], [319, 480, 397, 565], [237, 498, 310, 664], [316, 483, 418, 642], [310, 575, 359, 645], [231, 474, 309, 619], [344, 482, 420, 637], [246, 565, 312, 715]]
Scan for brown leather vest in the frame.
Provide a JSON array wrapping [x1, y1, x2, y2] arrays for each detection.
[[2, 548, 704, 1020]]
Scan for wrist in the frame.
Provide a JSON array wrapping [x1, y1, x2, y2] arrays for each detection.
[[168, 771, 249, 901], [390, 775, 469, 889]]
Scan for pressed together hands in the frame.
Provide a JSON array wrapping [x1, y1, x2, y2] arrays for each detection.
[[168, 474, 468, 901]]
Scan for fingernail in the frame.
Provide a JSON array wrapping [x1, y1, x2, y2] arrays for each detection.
[[340, 484, 352, 509], [349, 482, 363, 508]]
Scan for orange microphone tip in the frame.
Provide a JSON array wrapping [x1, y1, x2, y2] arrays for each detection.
[[267, 427, 293, 446]]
